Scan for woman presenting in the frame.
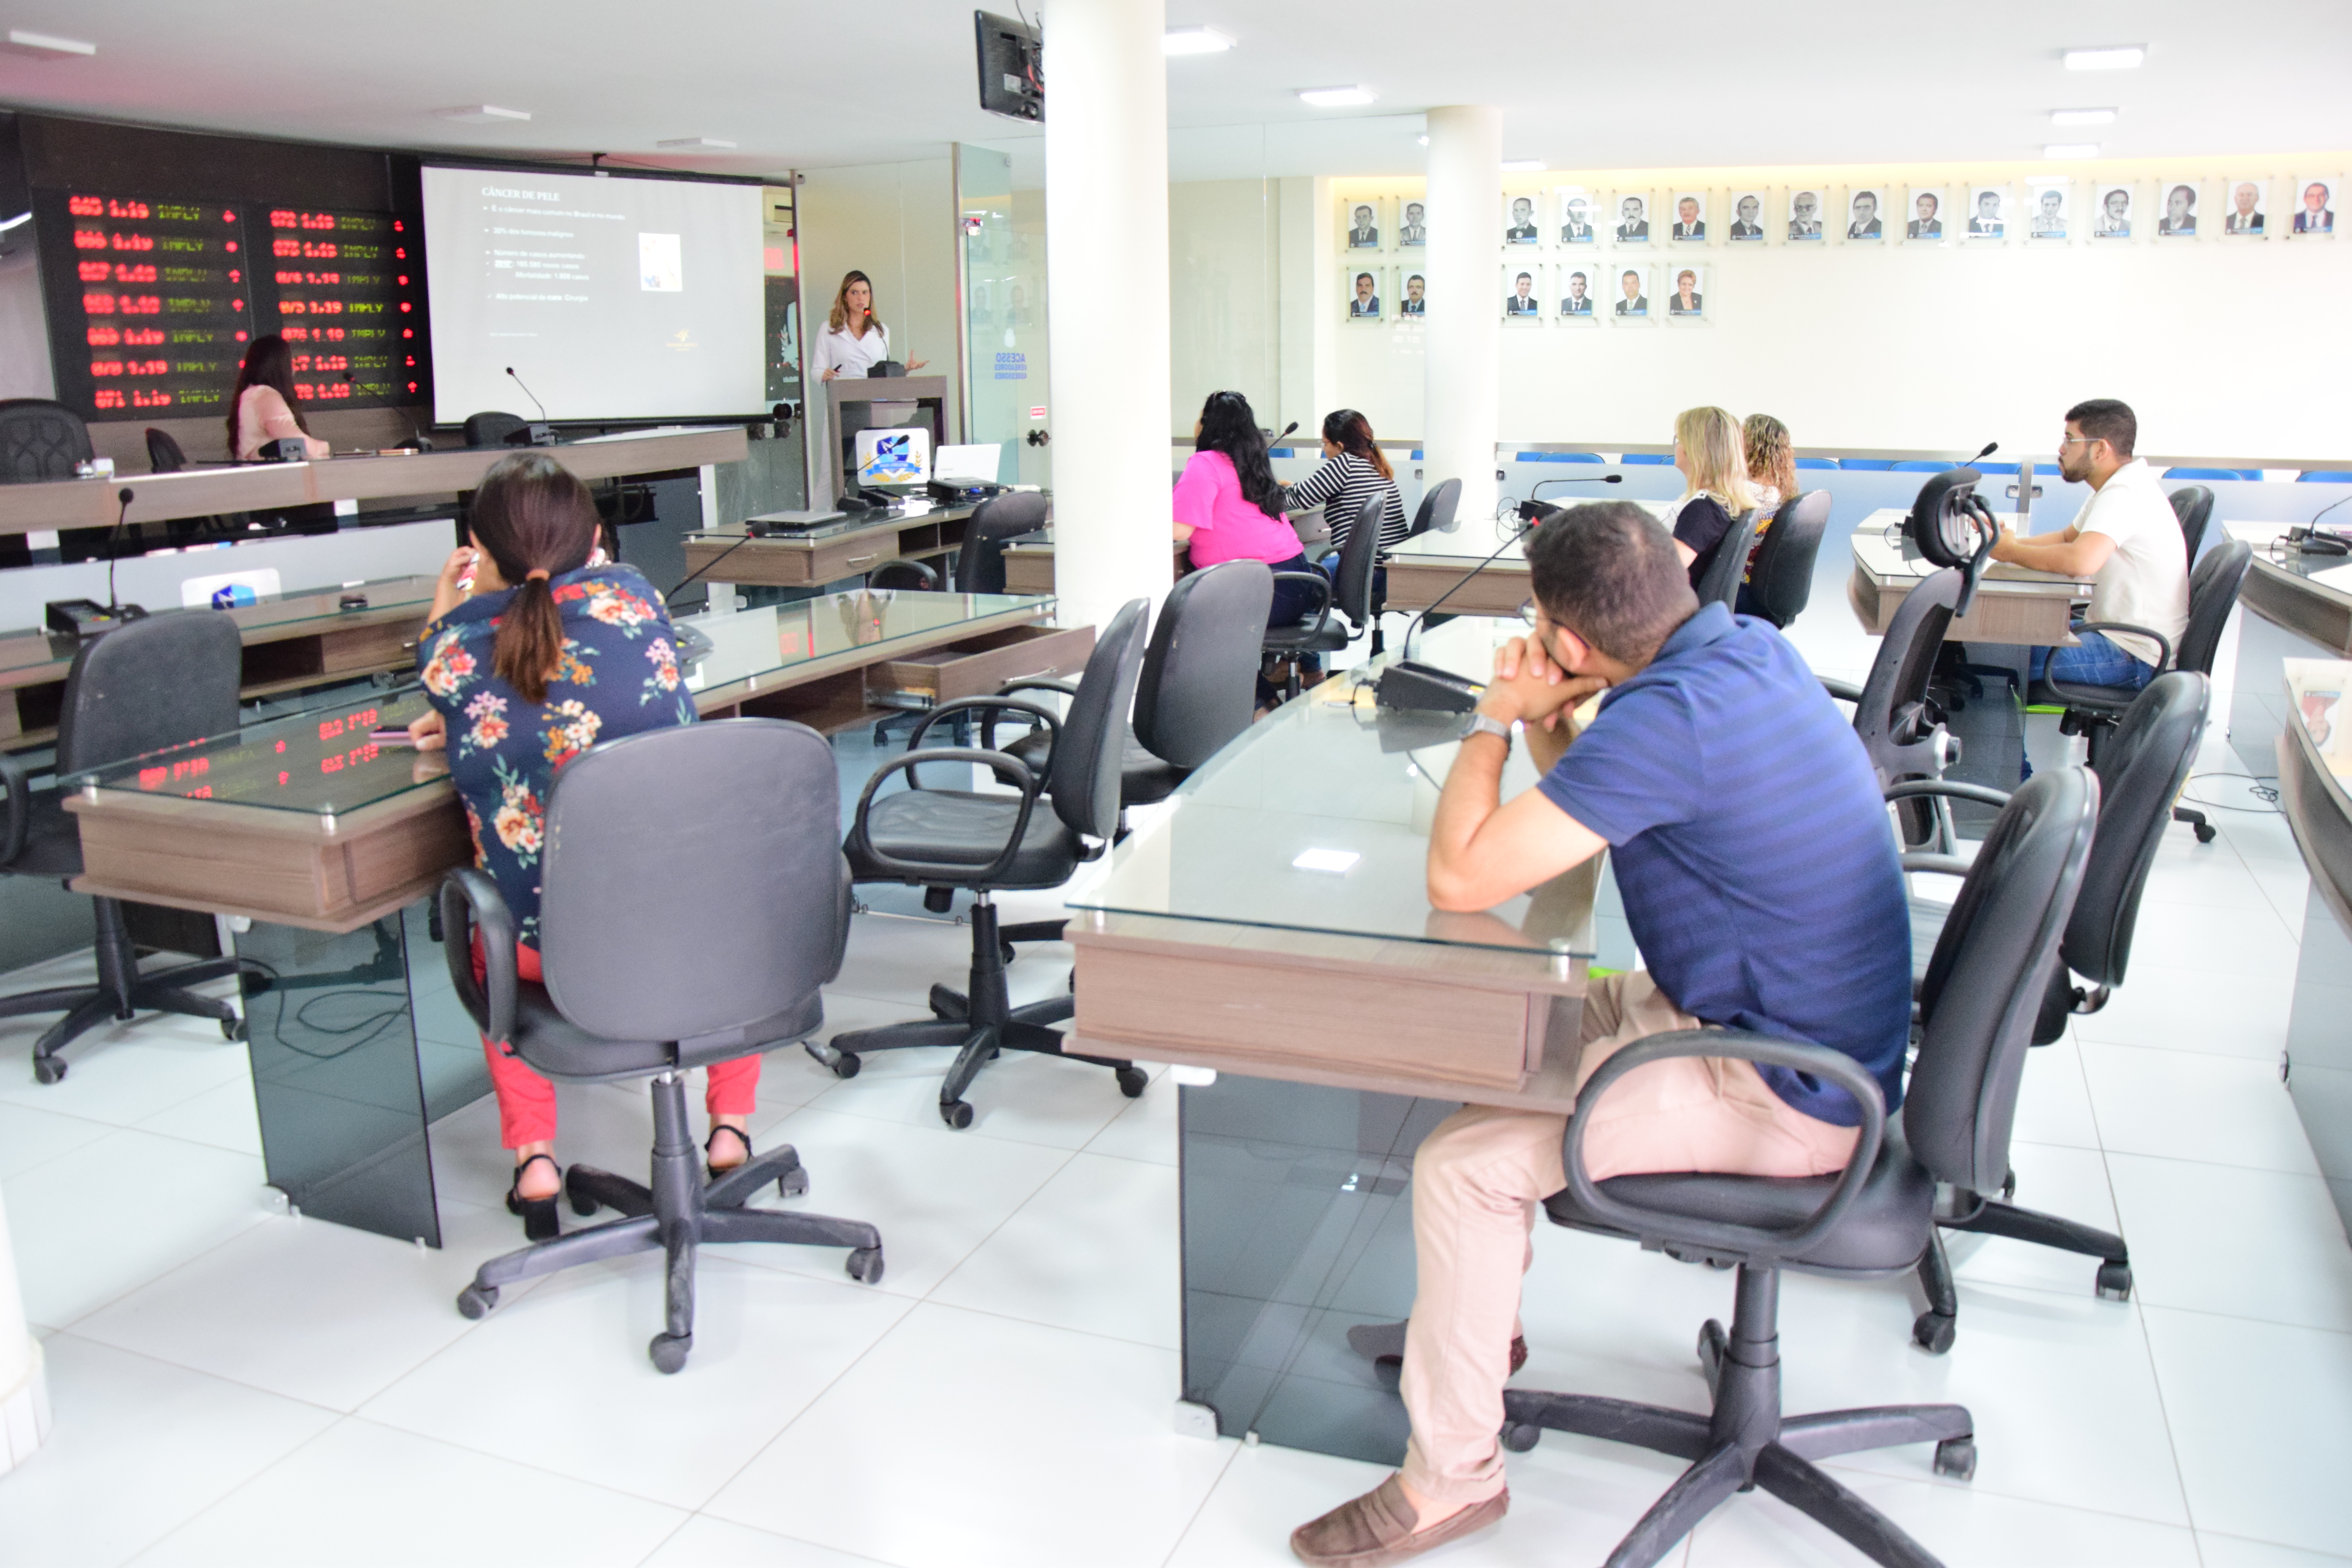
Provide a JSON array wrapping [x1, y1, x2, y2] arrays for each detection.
[[808, 271, 927, 503]]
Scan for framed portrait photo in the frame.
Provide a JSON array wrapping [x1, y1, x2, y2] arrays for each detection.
[[1902, 185, 1948, 243], [1964, 185, 2011, 241], [1669, 190, 1709, 243], [2024, 179, 2072, 242], [2221, 177, 2270, 238], [1610, 189, 1653, 247], [1784, 185, 1828, 242], [1663, 263, 1708, 320], [1555, 186, 1600, 246], [2156, 179, 2203, 240], [1725, 189, 1768, 243], [1556, 262, 1601, 323], [1342, 198, 1387, 252], [1343, 265, 1386, 323], [1397, 268, 1428, 318], [2290, 175, 2339, 238], [1503, 192, 1542, 247], [2091, 182, 2135, 241], [1842, 186, 1889, 243], [1609, 263, 1653, 322], [1501, 263, 1544, 321], [1397, 196, 1429, 249]]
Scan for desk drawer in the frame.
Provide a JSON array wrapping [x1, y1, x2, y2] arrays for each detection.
[[868, 622, 1094, 705]]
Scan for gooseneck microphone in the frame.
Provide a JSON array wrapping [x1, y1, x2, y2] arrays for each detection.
[[1372, 515, 1544, 712], [505, 367, 554, 445], [1517, 472, 1625, 524], [107, 486, 133, 611]]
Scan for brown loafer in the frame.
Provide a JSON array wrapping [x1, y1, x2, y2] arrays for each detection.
[[1290, 1474, 1508, 1566]]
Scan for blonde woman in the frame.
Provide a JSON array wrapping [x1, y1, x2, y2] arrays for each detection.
[[807, 270, 927, 503], [1665, 405, 1763, 588]]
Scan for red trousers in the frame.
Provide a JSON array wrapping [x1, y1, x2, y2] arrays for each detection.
[[475, 941, 761, 1150]]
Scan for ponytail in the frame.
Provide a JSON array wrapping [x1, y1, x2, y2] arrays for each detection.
[[466, 454, 599, 705], [1322, 408, 1392, 481], [494, 570, 564, 704]]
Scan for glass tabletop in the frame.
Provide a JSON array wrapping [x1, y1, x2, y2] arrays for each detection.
[[1385, 499, 1669, 565], [0, 574, 437, 680], [681, 588, 1052, 697], [1849, 512, 2089, 586], [2230, 522, 2352, 597], [1069, 617, 1623, 959], [2285, 659, 2352, 790]]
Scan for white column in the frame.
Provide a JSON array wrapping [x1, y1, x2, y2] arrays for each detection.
[[0, 1191, 51, 1477], [1422, 107, 1503, 524], [1043, 0, 1173, 630]]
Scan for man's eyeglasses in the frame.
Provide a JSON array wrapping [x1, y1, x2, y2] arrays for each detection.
[[1517, 599, 1540, 628], [2057, 432, 2103, 449]]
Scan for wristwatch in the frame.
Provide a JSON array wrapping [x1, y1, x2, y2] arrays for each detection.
[[1465, 711, 1513, 748]]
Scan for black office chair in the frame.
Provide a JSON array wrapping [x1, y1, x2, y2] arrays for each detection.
[[819, 599, 1151, 1127], [1740, 490, 1833, 628], [1890, 672, 2205, 1352], [438, 719, 884, 1372], [1822, 567, 1963, 849], [2034, 539, 2249, 841], [1691, 507, 1765, 612], [1403, 476, 1461, 541], [2168, 484, 2214, 565], [1497, 768, 2097, 1568], [0, 398, 94, 483], [462, 411, 529, 449], [1262, 494, 1381, 701], [144, 428, 188, 473], [865, 557, 940, 592], [0, 613, 254, 1082], [953, 491, 1050, 594]]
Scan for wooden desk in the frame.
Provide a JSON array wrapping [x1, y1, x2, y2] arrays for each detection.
[[1380, 502, 1675, 617], [1000, 530, 1189, 597], [1847, 515, 2092, 644], [680, 505, 982, 590]]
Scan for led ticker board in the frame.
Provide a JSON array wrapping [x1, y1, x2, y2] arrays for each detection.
[[35, 189, 430, 422]]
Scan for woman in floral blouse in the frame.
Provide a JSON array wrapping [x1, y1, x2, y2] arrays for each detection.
[[406, 453, 726, 1239]]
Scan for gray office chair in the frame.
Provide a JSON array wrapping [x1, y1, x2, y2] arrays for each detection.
[[2034, 539, 2249, 842], [439, 719, 883, 1372], [1691, 507, 1765, 612], [819, 599, 1151, 1127], [0, 398, 93, 483], [1262, 494, 1382, 700], [0, 613, 253, 1082], [1403, 476, 1461, 541], [2167, 484, 2214, 565], [1823, 567, 1963, 849], [1893, 671, 2205, 1351], [1741, 490, 1833, 628], [143, 428, 187, 473], [864, 557, 940, 592], [953, 491, 1050, 594], [1498, 767, 2097, 1568], [462, 411, 529, 449]]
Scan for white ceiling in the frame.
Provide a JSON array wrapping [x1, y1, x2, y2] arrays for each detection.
[[0, 0, 2347, 183]]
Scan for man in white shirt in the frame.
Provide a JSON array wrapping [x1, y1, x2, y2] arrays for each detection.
[[1990, 398, 2190, 695]]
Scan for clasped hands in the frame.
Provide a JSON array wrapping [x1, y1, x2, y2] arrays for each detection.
[[1477, 634, 1607, 731]]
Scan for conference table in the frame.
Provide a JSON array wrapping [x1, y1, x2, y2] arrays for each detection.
[[1064, 615, 1637, 1463], [2221, 520, 2352, 781], [59, 588, 1084, 1246], [1846, 510, 2096, 645], [2276, 657, 2352, 1234], [678, 503, 989, 593]]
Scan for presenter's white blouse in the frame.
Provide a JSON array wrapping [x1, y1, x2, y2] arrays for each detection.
[[811, 321, 892, 381]]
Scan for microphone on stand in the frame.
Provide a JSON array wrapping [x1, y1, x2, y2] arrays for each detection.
[[1517, 472, 1624, 524], [1373, 516, 1542, 712], [505, 367, 555, 445]]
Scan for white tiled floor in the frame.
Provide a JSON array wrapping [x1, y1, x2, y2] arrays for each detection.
[[0, 735, 2346, 1565]]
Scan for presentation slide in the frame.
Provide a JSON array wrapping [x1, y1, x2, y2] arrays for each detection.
[[422, 166, 764, 424]]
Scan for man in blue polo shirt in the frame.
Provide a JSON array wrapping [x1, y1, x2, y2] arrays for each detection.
[[1293, 502, 1911, 1568]]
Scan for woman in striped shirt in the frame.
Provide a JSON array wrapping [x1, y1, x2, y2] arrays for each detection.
[[1286, 409, 1408, 561]]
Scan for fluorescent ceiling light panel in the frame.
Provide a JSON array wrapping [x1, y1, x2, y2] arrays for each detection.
[[1292, 848, 1361, 874], [1162, 26, 1233, 54], [657, 137, 737, 149], [2043, 143, 2101, 159], [2063, 45, 2145, 70], [2050, 108, 2117, 125], [4, 29, 96, 56], [1501, 159, 1547, 172], [1298, 86, 1376, 107], [436, 105, 532, 124]]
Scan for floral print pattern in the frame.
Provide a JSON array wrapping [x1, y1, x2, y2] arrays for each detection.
[[420, 564, 694, 946]]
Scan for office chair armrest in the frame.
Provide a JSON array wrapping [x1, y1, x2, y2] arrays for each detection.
[[1269, 570, 1336, 642], [996, 677, 1079, 701], [2067, 621, 2171, 673], [2042, 622, 2174, 711], [0, 750, 29, 867], [1818, 676, 1864, 704], [828, 852, 854, 983], [1561, 1028, 1888, 1261], [849, 746, 1044, 886], [437, 868, 517, 1046], [906, 695, 1062, 760], [1884, 779, 2013, 811], [1899, 852, 1973, 878]]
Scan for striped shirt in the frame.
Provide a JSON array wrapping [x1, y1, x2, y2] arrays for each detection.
[[1289, 452, 1408, 552], [1535, 603, 1912, 1126]]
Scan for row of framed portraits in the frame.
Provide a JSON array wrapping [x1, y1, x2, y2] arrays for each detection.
[[1337, 175, 2342, 252], [1341, 264, 1718, 323]]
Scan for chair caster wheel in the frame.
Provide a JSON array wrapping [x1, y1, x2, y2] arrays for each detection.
[[846, 1245, 885, 1284], [1001, 940, 1017, 967], [829, 1052, 862, 1080], [1932, 1436, 1977, 1481], [779, 1168, 809, 1199], [2095, 1261, 2132, 1301], [32, 1056, 63, 1085], [2000, 1169, 2017, 1202], [1697, 1319, 1726, 1390], [941, 1099, 974, 1130], [1912, 1310, 1956, 1355], [648, 1332, 692, 1374], [2193, 822, 2216, 844], [456, 1284, 499, 1320], [1115, 1066, 1148, 1099], [221, 1016, 247, 1042], [1501, 1423, 1540, 1454], [569, 1192, 600, 1218]]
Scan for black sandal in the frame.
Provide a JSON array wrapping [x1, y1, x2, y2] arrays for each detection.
[[705, 1125, 752, 1181], [506, 1152, 561, 1241]]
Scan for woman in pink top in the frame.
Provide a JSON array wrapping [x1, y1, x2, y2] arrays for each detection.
[[1174, 391, 1318, 703], [227, 334, 331, 462]]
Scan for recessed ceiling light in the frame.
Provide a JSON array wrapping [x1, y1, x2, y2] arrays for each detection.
[[2043, 143, 2101, 160], [657, 137, 737, 150], [1298, 86, 1376, 108], [436, 105, 532, 124], [4, 29, 95, 57], [2063, 45, 2145, 70], [2051, 108, 2117, 125], [1501, 159, 1547, 172], [1162, 26, 1233, 55]]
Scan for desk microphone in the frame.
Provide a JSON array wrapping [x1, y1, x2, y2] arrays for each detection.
[[1373, 516, 1541, 712], [1963, 441, 1998, 465], [1517, 472, 1623, 524], [505, 368, 555, 445], [45, 488, 151, 638], [1272, 421, 1299, 443]]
